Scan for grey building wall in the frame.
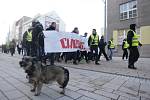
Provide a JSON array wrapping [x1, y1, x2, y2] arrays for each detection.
[[107, 0, 150, 40], [138, 0, 150, 26], [107, 0, 150, 57], [16, 16, 32, 43]]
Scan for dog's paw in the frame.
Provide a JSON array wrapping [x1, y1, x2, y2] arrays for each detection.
[[31, 89, 35, 92]]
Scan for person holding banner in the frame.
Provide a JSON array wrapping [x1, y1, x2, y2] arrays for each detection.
[[88, 29, 100, 65], [64, 27, 80, 64], [31, 20, 44, 57], [80, 32, 89, 63], [71, 27, 80, 65], [46, 22, 57, 65]]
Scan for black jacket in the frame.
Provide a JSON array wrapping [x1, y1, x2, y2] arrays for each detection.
[[127, 30, 134, 48], [22, 31, 28, 48], [46, 26, 56, 31], [122, 41, 125, 50], [99, 39, 107, 49]]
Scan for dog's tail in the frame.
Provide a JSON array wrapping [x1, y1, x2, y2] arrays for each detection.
[[62, 68, 69, 88]]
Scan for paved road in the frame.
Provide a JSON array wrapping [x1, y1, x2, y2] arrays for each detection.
[[57, 56, 150, 80], [0, 53, 150, 100]]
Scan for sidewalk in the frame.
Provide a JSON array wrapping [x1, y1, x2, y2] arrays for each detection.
[[56, 56, 150, 80], [0, 53, 150, 100]]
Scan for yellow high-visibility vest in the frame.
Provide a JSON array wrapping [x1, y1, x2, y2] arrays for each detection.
[[123, 41, 129, 49], [110, 40, 115, 48], [128, 30, 139, 47], [26, 30, 32, 42], [90, 34, 99, 45]]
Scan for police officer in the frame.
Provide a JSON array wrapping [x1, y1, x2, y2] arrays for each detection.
[[122, 38, 129, 60], [23, 28, 32, 56], [127, 24, 142, 69], [108, 38, 115, 60], [88, 29, 100, 65]]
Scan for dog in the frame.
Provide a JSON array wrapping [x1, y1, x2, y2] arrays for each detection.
[[19, 56, 69, 96]]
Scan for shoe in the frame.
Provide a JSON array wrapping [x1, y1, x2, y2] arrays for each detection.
[[128, 65, 137, 69], [128, 65, 133, 69], [73, 62, 78, 65], [106, 59, 109, 61], [95, 62, 100, 65], [132, 67, 137, 69]]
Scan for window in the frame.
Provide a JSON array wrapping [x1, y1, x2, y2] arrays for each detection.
[[120, 0, 137, 20]]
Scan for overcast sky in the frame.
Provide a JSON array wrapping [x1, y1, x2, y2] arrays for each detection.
[[0, 0, 104, 44]]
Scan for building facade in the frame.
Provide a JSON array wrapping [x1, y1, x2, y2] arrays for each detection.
[[22, 11, 66, 35], [9, 11, 66, 44], [9, 16, 32, 43], [107, 0, 150, 57]]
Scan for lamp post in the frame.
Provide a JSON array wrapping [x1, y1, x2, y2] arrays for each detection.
[[102, 0, 107, 42]]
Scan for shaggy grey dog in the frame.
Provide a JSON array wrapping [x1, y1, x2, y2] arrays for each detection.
[[19, 56, 69, 96]]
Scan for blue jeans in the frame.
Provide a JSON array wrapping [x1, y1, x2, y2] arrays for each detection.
[[109, 48, 114, 60]]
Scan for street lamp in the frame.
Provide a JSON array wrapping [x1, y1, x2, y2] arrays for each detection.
[[102, 0, 107, 42]]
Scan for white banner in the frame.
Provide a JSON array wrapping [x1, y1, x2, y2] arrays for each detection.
[[44, 31, 89, 53]]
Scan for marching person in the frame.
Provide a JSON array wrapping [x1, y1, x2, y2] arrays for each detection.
[[122, 38, 129, 60], [72, 27, 80, 65], [108, 38, 115, 60], [6, 42, 9, 54], [9, 39, 16, 56], [1, 44, 4, 53], [31, 20, 44, 57], [127, 24, 142, 69], [88, 29, 100, 65], [23, 28, 32, 56], [98, 35, 109, 61], [80, 32, 89, 63], [46, 22, 57, 65], [17, 42, 22, 55]]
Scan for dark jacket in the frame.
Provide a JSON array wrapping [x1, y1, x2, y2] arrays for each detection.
[[22, 31, 28, 48], [107, 41, 111, 49], [127, 30, 134, 48], [32, 22, 43, 42], [99, 38, 107, 49], [46, 26, 56, 31], [122, 41, 125, 50]]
